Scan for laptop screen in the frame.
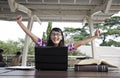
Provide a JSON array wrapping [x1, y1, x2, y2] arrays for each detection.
[[35, 46, 68, 71]]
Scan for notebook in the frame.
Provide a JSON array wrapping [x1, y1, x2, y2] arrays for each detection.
[[35, 46, 68, 71]]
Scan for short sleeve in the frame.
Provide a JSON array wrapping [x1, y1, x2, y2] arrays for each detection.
[[65, 43, 76, 52], [35, 38, 47, 47]]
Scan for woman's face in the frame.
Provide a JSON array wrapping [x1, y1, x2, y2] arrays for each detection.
[[50, 31, 62, 46]]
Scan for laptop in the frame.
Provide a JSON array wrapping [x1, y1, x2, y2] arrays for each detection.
[[35, 46, 68, 71]]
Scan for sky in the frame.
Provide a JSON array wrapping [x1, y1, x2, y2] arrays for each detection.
[[0, 20, 82, 41], [0, 12, 120, 41]]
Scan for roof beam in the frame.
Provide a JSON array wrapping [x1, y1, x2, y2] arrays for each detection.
[[89, 5, 103, 16], [88, 0, 92, 4], [102, 0, 112, 13], [89, 0, 112, 16], [8, 0, 41, 24], [8, 0, 16, 12], [15, 3, 32, 16], [8, 0, 32, 16], [33, 15, 41, 25]]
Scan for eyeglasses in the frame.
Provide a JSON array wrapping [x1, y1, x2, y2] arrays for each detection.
[[51, 33, 62, 36]]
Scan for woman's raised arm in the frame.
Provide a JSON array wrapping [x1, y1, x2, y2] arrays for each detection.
[[73, 29, 100, 49], [16, 15, 39, 44]]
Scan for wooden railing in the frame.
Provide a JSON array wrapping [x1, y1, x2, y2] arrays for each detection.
[[3, 54, 120, 67], [3, 55, 87, 67]]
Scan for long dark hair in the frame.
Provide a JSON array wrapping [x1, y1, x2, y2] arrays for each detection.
[[46, 27, 65, 47]]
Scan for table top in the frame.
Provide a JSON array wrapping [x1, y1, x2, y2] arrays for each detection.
[[0, 67, 120, 78]]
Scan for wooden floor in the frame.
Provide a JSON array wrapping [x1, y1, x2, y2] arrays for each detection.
[[0, 67, 120, 78]]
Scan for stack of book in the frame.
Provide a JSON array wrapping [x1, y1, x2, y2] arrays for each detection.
[[74, 59, 118, 72]]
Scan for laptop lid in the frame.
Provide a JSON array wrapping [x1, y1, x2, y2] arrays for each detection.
[[35, 46, 68, 71]]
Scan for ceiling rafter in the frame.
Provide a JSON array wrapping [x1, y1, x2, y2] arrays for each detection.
[[8, 0, 41, 24], [0, 0, 119, 23], [102, 0, 112, 13]]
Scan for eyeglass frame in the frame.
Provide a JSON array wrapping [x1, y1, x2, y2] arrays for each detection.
[[51, 32, 62, 37]]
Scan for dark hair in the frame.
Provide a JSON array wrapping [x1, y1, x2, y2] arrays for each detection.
[[0, 49, 4, 53], [46, 27, 65, 47], [16, 51, 21, 55]]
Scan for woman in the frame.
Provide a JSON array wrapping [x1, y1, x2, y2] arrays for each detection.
[[0, 49, 7, 67], [16, 15, 100, 51], [11, 51, 22, 66]]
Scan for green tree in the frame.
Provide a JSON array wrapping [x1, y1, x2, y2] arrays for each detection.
[[95, 16, 120, 47], [0, 40, 19, 54], [63, 25, 90, 56], [63, 25, 90, 45], [0, 38, 34, 55], [63, 16, 120, 47], [42, 22, 52, 41]]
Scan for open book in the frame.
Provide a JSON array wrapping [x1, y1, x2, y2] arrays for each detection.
[[75, 59, 118, 68]]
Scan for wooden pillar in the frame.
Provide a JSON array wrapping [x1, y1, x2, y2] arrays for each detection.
[[21, 16, 34, 66], [88, 15, 96, 58]]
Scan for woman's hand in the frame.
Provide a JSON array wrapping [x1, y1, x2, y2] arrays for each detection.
[[95, 29, 100, 37], [16, 15, 22, 22]]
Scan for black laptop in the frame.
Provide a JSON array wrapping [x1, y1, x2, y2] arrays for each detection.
[[35, 46, 68, 71]]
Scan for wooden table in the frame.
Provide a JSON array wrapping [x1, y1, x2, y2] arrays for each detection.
[[0, 67, 120, 78]]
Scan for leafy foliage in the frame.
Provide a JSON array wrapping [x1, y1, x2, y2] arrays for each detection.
[[63, 25, 90, 45], [64, 16, 120, 47], [42, 22, 52, 41], [96, 16, 120, 47], [0, 38, 34, 55]]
